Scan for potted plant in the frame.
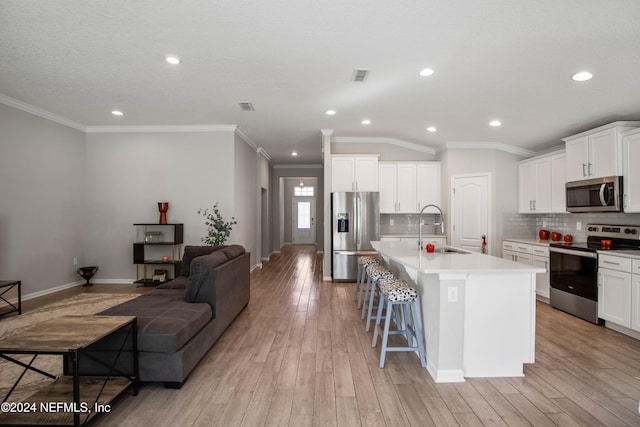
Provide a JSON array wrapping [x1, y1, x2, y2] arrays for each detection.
[[197, 203, 237, 246]]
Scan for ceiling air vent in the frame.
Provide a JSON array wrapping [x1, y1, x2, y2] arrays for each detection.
[[352, 68, 370, 82], [238, 102, 255, 111]]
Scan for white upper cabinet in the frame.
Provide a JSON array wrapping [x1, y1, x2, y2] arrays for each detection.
[[396, 163, 418, 213], [378, 162, 440, 213], [519, 151, 566, 214], [416, 163, 441, 213], [550, 152, 567, 213], [518, 156, 552, 213], [331, 155, 379, 192], [378, 163, 398, 212], [563, 122, 640, 182], [623, 129, 640, 212]]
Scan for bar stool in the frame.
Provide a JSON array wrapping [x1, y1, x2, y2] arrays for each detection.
[[355, 256, 380, 309], [372, 278, 426, 368], [362, 264, 393, 331]]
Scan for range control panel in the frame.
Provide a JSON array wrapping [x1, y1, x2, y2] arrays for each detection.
[[586, 224, 640, 239]]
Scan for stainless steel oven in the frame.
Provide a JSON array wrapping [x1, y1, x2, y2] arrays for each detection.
[[565, 176, 622, 213], [549, 246, 599, 323], [550, 224, 640, 324]]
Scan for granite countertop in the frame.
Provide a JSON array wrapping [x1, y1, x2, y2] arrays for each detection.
[[503, 238, 551, 246], [372, 240, 545, 274], [380, 233, 446, 238], [597, 249, 640, 260]]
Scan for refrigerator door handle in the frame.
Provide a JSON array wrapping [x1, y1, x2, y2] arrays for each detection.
[[353, 194, 358, 249], [355, 195, 360, 246]]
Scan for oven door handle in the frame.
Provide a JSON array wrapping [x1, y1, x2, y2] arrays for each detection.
[[550, 247, 597, 259]]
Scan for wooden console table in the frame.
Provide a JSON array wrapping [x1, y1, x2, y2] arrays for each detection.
[[0, 315, 138, 426], [0, 280, 21, 318]]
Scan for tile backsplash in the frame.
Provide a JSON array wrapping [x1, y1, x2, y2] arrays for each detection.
[[504, 212, 640, 241], [380, 213, 445, 235]]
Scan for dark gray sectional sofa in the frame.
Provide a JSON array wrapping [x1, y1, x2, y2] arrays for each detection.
[[86, 245, 250, 388]]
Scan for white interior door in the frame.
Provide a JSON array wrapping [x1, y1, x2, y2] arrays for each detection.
[[292, 197, 316, 244], [451, 174, 490, 253]]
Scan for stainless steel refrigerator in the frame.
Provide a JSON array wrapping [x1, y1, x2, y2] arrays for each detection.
[[332, 192, 380, 281]]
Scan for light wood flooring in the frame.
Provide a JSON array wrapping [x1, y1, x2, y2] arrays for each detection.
[[20, 245, 640, 426]]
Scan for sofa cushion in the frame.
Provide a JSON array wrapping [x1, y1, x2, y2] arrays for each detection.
[[155, 276, 188, 289], [180, 245, 224, 277], [100, 290, 212, 353], [221, 245, 246, 260], [184, 251, 228, 312]]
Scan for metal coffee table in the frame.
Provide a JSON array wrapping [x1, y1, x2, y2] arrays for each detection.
[[0, 281, 21, 318], [0, 315, 138, 426]]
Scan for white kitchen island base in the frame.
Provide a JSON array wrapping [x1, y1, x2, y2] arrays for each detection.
[[372, 240, 542, 383]]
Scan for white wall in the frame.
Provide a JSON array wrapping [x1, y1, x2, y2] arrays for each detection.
[[0, 104, 86, 295], [84, 130, 241, 280], [438, 147, 524, 256], [233, 133, 258, 265]]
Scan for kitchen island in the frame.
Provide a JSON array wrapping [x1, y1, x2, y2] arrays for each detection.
[[371, 240, 545, 383]]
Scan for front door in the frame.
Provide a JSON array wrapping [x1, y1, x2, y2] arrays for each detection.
[[451, 174, 490, 253], [292, 197, 316, 244]]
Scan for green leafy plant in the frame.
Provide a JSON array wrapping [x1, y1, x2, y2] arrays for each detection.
[[197, 203, 237, 246]]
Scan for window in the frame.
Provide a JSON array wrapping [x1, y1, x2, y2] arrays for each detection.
[[294, 186, 314, 196], [297, 202, 311, 229]]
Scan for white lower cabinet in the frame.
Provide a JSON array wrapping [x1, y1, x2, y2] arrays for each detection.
[[503, 240, 549, 299], [598, 254, 632, 328], [632, 259, 640, 331]]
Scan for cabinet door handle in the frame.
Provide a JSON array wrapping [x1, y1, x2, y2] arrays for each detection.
[[588, 163, 593, 176], [533, 200, 536, 210], [602, 260, 620, 266], [582, 163, 587, 177]]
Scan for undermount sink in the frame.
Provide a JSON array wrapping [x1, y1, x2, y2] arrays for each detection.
[[434, 247, 471, 254]]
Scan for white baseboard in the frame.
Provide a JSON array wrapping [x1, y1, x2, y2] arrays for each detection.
[[251, 263, 263, 271], [22, 280, 84, 301]]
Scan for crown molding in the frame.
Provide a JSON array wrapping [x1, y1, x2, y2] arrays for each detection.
[[438, 141, 536, 157], [85, 124, 238, 133], [0, 94, 86, 131], [332, 136, 437, 155], [273, 164, 323, 169], [256, 147, 272, 161]]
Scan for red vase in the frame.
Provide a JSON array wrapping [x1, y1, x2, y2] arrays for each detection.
[[158, 202, 169, 224]]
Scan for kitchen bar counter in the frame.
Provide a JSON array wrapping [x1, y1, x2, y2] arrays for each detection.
[[371, 240, 544, 383]]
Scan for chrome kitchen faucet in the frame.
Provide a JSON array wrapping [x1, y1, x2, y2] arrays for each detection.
[[418, 204, 445, 250]]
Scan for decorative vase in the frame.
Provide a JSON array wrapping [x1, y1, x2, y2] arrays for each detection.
[[158, 202, 169, 224], [77, 266, 99, 287]]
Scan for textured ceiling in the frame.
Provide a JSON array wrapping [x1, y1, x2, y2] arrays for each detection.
[[1, 0, 640, 164]]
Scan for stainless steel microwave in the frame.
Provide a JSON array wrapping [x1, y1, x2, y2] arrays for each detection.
[[566, 176, 623, 213]]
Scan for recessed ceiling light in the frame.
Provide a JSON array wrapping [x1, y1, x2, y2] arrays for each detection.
[[326, 110, 336, 115], [427, 126, 437, 132], [291, 151, 298, 156], [361, 119, 371, 125], [489, 120, 502, 127], [419, 68, 434, 77], [111, 110, 123, 116], [165, 55, 181, 65], [572, 71, 593, 81]]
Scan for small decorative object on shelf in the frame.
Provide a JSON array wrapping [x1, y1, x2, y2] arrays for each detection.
[[481, 235, 487, 254], [198, 202, 237, 245], [77, 266, 98, 287], [133, 223, 184, 285], [158, 201, 169, 224], [152, 269, 168, 282]]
